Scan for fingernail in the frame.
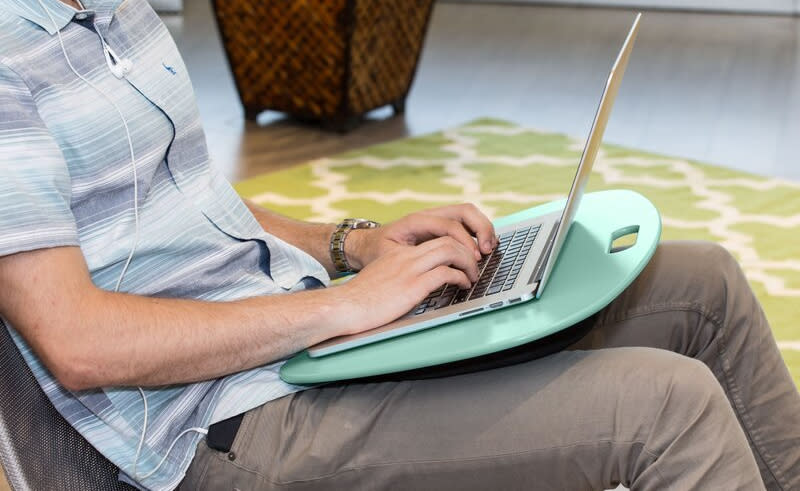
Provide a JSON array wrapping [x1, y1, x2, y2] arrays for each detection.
[[483, 240, 492, 250]]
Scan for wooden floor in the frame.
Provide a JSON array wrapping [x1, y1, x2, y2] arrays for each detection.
[[165, 1, 800, 182]]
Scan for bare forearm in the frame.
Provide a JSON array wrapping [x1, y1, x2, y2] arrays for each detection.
[[0, 246, 356, 391], [52, 286, 350, 390], [243, 200, 376, 275]]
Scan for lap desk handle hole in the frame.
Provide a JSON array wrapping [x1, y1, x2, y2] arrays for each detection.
[[609, 225, 640, 253]]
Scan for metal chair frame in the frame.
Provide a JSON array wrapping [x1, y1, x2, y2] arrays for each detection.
[[0, 319, 135, 490]]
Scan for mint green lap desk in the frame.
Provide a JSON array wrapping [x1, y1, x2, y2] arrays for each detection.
[[281, 190, 661, 384]]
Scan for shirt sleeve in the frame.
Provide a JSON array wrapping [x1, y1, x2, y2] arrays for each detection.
[[0, 63, 79, 257]]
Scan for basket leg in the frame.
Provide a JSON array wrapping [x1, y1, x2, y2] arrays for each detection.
[[391, 97, 407, 115], [244, 106, 263, 121], [325, 115, 362, 133]]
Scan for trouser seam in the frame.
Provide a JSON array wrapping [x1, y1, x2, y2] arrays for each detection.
[[595, 301, 711, 328], [596, 301, 786, 489], [211, 439, 656, 487], [714, 321, 786, 489]]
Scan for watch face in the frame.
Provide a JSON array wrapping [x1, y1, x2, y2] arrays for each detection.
[[352, 219, 380, 229]]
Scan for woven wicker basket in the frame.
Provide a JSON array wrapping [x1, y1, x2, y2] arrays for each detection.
[[212, 0, 435, 131]]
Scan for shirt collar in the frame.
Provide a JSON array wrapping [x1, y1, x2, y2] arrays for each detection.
[[0, 0, 122, 35]]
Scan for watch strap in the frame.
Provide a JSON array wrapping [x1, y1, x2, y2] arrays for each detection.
[[329, 218, 380, 273]]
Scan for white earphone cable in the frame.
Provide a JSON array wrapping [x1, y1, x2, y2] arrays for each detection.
[[34, 0, 140, 294], [132, 387, 208, 480], [34, 1, 205, 482]]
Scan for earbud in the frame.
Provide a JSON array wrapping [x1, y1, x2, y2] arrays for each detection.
[[110, 57, 133, 79], [103, 43, 133, 79]]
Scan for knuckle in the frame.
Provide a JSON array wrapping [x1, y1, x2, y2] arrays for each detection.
[[448, 242, 464, 255], [441, 236, 459, 247], [434, 265, 452, 279], [446, 221, 462, 233]]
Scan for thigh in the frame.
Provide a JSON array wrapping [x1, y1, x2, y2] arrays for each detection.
[[185, 347, 750, 491], [572, 240, 743, 354], [570, 240, 800, 490]]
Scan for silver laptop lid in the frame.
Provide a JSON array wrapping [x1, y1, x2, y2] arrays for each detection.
[[536, 13, 642, 298]]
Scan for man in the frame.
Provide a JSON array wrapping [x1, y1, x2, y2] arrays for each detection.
[[0, 0, 797, 489]]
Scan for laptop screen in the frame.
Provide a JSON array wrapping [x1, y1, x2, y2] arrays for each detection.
[[536, 13, 641, 298]]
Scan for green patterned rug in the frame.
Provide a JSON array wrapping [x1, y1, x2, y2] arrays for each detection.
[[235, 118, 800, 387]]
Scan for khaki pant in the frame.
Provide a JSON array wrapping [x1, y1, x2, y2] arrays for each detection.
[[181, 242, 800, 490]]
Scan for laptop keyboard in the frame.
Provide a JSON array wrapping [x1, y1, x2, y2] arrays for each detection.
[[413, 224, 541, 315]]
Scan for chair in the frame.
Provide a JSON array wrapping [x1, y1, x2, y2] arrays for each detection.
[[0, 319, 136, 490]]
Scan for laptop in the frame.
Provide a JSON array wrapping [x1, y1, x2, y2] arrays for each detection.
[[309, 13, 642, 358]]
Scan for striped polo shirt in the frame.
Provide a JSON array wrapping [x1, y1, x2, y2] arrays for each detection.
[[0, 0, 329, 488]]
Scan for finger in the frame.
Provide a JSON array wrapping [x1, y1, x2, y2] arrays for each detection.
[[426, 204, 497, 254], [420, 265, 471, 292], [407, 214, 481, 260], [414, 237, 479, 283]]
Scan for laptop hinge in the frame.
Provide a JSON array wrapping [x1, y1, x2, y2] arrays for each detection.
[[528, 220, 560, 286]]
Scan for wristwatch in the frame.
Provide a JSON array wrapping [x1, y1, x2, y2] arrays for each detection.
[[329, 218, 381, 273]]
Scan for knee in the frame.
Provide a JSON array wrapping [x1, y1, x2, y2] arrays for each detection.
[[623, 350, 748, 470], [634, 349, 729, 421], [653, 241, 749, 316], [663, 353, 725, 405], [658, 241, 740, 289]]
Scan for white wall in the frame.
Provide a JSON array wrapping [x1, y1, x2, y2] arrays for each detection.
[[148, 0, 182, 12], [456, 0, 799, 15]]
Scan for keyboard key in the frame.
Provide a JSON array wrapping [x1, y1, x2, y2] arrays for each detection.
[[443, 284, 458, 295], [500, 259, 516, 269], [474, 278, 492, 289], [486, 285, 503, 295], [434, 293, 456, 309], [510, 237, 526, 246], [469, 285, 489, 300], [453, 289, 471, 304], [490, 273, 507, 285], [502, 283, 515, 291], [493, 268, 510, 279]]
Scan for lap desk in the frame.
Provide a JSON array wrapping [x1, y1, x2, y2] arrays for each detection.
[[281, 190, 661, 384]]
